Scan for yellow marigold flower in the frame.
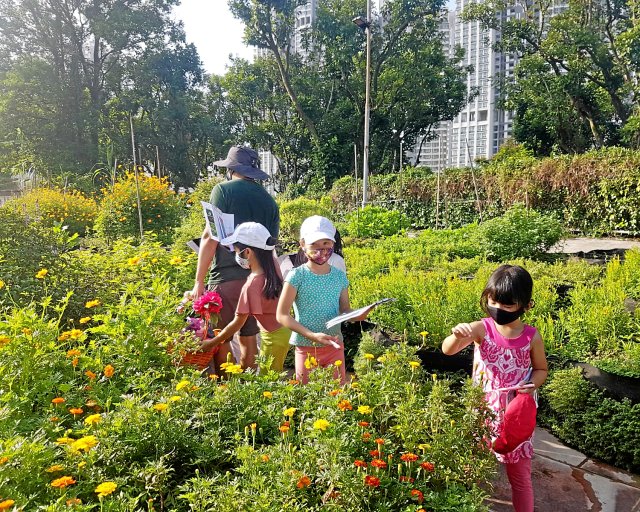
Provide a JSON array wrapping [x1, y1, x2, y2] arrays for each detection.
[[95, 481, 117, 497], [46, 464, 64, 473], [351, 382, 360, 389], [21, 328, 32, 336], [263, 391, 273, 399], [420, 331, 429, 337], [176, 380, 190, 391], [169, 256, 183, 265], [0, 280, 5, 289], [0, 335, 9, 347], [128, 256, 141, 266], [409, 361, 421, 369], [0, 500, 16, 510], [84, 414, 101, 426], [51, 476, 76, 488], [431, 373, 438, 382], [364, 353, 375, 360], [304, 355, 318, 369], [418, 443, 431, 451], [357, 405, 372, 415], [66, 349, 81, 358], [79, 316, 91, 324], [313, 419, 330, 431], [224, 364, 243, 374], [56, 437, 74, 445], [377, 356, 387, 364], [153, 403, 169, 412], [334, 359, 342, 367], [70, 435, 98, 453], [77, 461, 86, 469], [167, 395, 181, 403], [85, 299, 101, 308], [283, 407, 297, 417], [36, 268, 48, 279], [103, 364, 114, 378]]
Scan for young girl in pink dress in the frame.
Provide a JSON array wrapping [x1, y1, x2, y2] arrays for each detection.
[[442, 264, 548, 512]]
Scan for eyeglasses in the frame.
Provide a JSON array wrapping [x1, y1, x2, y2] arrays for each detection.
[[306, 247, 333, 254]]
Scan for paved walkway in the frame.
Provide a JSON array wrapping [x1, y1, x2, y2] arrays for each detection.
[[549, 237, 640, 254], [488, 428, 640, 512]]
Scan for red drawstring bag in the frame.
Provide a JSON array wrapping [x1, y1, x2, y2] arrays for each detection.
[[493, 392, 537, 454]]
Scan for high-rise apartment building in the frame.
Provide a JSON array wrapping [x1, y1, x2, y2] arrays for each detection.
[[292, 0, 318, 58], [414, 2, 522, 171]]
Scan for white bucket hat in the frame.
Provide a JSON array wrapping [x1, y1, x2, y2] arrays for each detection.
[[299, 216, 336, 244], [220, 222, 276, 250]]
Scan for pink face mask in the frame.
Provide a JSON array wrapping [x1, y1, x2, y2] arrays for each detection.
[[305, 247, 333, 265]]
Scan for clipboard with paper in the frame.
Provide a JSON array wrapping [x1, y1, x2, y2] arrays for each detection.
[[201, 201, 235, 243], [325, 298, 397, 329]]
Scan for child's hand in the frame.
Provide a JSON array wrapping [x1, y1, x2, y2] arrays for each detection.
[[200, 336, 218, 352], [312, 333, 342, 348], [451, 323, 474, 340]]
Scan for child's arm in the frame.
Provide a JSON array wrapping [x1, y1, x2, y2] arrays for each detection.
[[442, 321, 484, 355], [337, 288, 370, 322], [518, 332, 548, 394], [200, 313, 249, 351], [276, 282, 339, 346]]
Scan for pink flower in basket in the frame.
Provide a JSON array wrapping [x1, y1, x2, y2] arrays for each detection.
[[193, 291, 223, 319]]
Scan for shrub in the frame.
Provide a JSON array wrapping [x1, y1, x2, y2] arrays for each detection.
[[278, 196, 333, 247], [95, 173, 184, 245], [2, 187, 97, 236], [475, 204, 564, 260], [540, 368, 640, 472], [343, 205, 411, 239]]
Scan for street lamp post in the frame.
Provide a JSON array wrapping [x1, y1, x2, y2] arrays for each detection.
[[353, 0, 372, 208]]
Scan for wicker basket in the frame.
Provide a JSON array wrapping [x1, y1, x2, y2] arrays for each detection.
[[179, 329, 221, 370]]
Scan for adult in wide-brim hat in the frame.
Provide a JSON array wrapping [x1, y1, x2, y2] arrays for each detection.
[[213, 146, 270, 181]]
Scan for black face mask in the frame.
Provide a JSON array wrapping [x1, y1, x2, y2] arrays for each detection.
[[487, 305, 524, 325]]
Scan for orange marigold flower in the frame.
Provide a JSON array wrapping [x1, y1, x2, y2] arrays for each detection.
[[328, 389, 340, 397], [0, 457, 8, 465], [46, 464, 64, 473], [288, 379, 299, 385], [68, 408, 83, 415], [420, 461, 435, 472], [51, 476, 76, 488], [52, 397, 65, 405], [358, 421, 370, 427], [103, 364, 114, 378], [411, 489, 424, 503], [371, 459, 387, 469], [375, 438, 385, 445], [337, 399, 353, 411], [279, 424, 290, 433], [400, 453, 418, 462], [50, 416, 59, 422], [66, 498, 82, 506], [399, 476, 415, 483], [84, 370, 97, 380], [66, 349, 81, 358], [369, 449, 380, 457], [296, 475, 311, 489], [261, 454, 270, 462], [354, 459, 368, 468], [364, 475, 380, 487], [362, 433, 372, 441], [0, 500, 15, 510]]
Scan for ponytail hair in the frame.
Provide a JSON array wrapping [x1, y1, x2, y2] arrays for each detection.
[[237, 239, 283, 300]]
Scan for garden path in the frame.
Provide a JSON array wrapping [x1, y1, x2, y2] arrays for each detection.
[[548, 238, 640, 255], [487, 428, 640, 512]]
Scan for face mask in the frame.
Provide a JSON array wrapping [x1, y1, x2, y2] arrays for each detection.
[[305, 247, 333, 265], [235, 251, 250, 270], [487, 305, 524, 325]]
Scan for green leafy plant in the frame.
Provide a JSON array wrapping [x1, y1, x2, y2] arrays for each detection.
[[343, 205, 411, 239]]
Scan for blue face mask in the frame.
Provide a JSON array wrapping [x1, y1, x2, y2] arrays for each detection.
[[235, 251, 250, 270]]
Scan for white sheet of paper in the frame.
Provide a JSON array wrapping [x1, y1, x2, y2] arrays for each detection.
[[201, 201, 235, 243], [325, 298, 396, 329]]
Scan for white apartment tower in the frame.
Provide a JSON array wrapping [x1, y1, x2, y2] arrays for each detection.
[[414, 3, 521, 171], [292, 0, 318, 58]]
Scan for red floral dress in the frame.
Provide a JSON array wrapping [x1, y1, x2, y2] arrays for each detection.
[[473, 317, 537, 463]]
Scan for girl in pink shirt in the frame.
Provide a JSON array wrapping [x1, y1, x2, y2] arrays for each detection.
[[201, 223, 291, 372], [442, 265, 548, 512]]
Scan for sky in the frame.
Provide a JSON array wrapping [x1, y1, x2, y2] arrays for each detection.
[[173, 1, 254, 76]]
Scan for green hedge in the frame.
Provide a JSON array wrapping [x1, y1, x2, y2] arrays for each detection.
[[328, 146, 640, 235]]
